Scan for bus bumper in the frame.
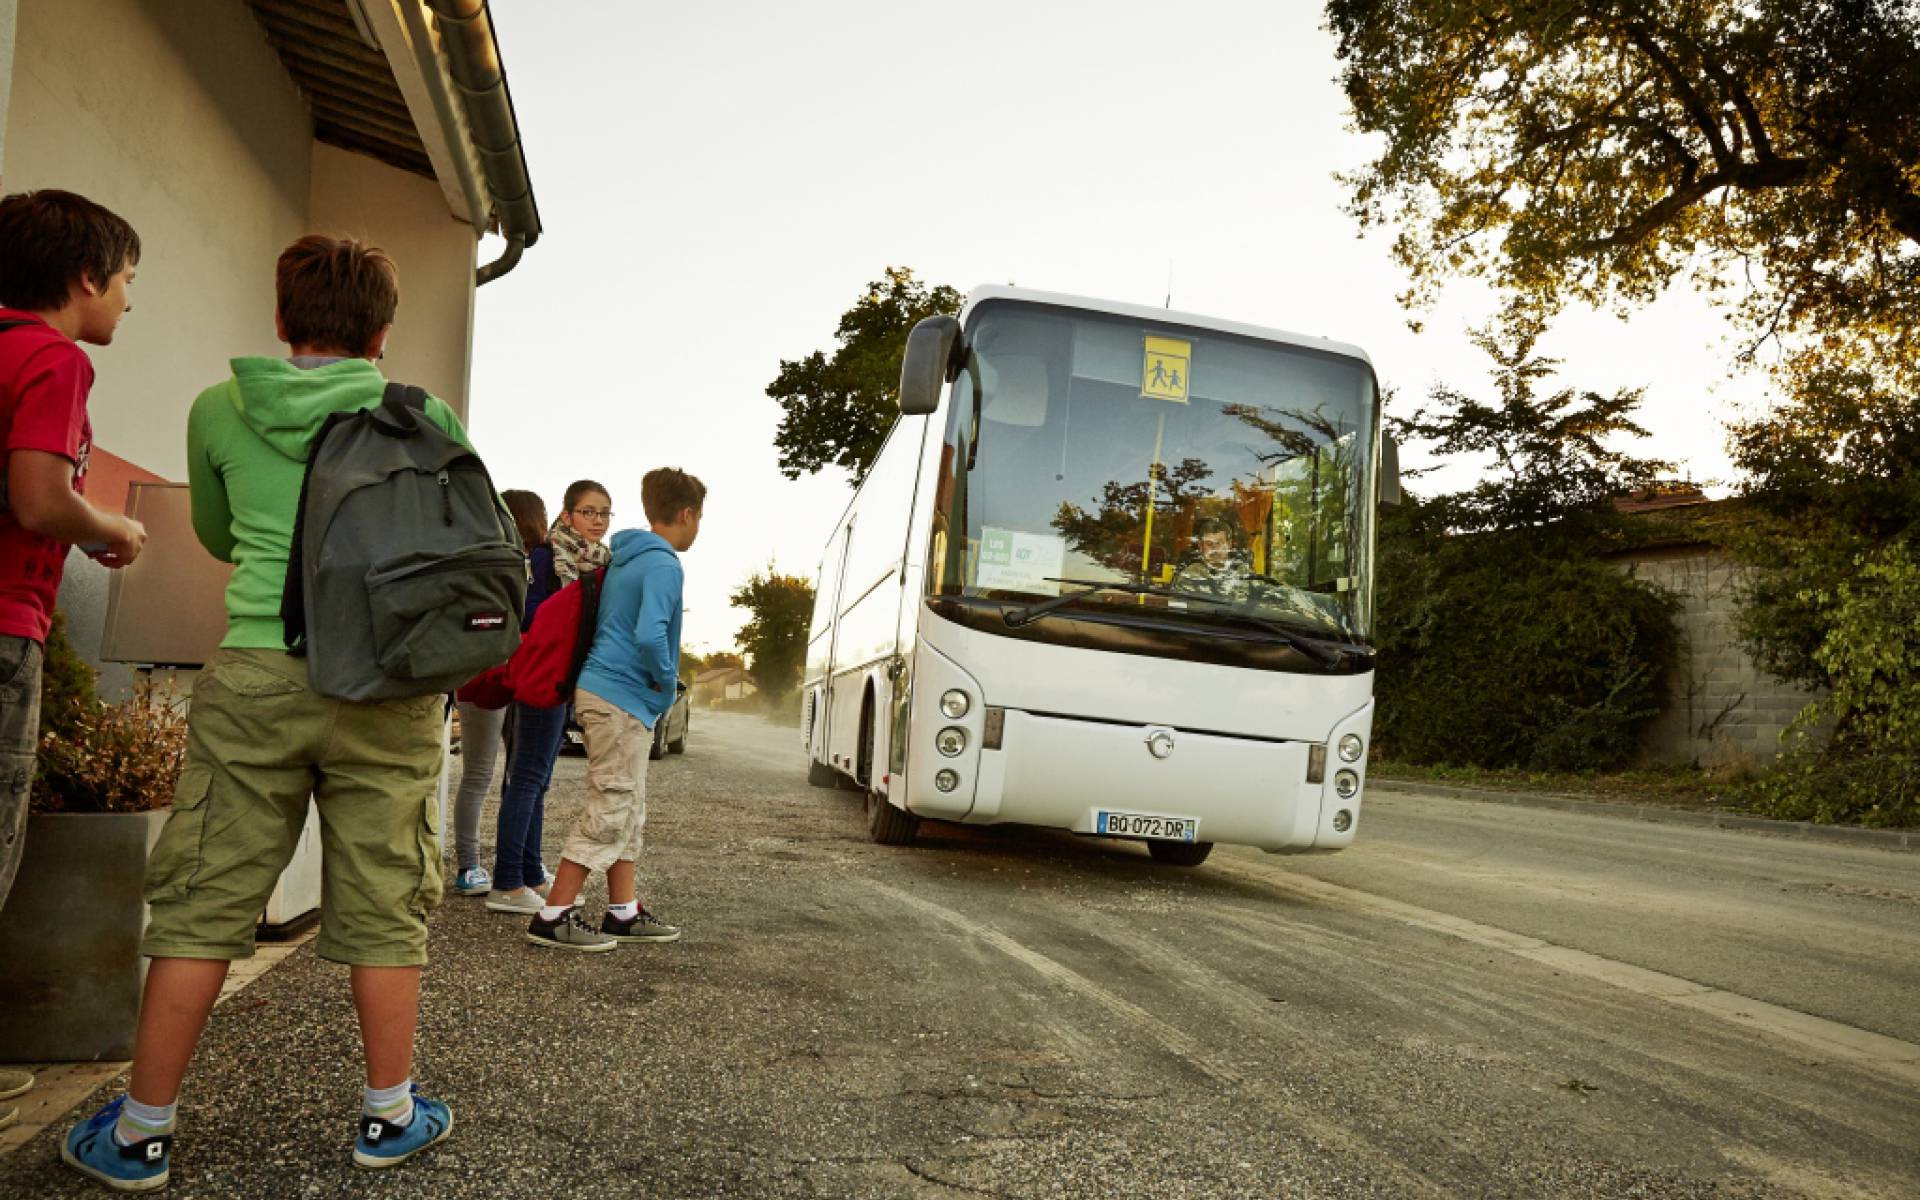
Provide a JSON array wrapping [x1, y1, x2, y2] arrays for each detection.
[[963, 703, 1371, 853]]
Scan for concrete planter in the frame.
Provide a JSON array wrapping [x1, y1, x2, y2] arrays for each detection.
[[0, 809, 169, 1062]]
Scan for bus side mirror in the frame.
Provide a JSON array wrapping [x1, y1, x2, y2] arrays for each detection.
[[898, 315, 964, 416], [1379, 434, 1403, 506]]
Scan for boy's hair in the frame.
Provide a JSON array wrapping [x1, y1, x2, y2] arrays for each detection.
[[275, 235, 398, 354], [562, 479, 610, 512], [501, 489, 549, 548], [0, 190, 141, 311], [642, 468, 707, 524]]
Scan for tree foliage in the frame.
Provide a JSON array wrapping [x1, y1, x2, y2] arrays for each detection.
[[1376, 322, 1680, 769], [1330, 0, 1920, 361], [768, 268, 962, 486], [730, 566, 816, 703]]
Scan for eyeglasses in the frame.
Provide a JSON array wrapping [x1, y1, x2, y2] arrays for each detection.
[[571, 508, 613, 521]]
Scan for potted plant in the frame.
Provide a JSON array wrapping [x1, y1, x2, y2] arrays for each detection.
[[0, 613, 184, 1062]]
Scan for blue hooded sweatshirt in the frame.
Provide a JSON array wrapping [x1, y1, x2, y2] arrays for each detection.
[[576, 529, 683, 727]]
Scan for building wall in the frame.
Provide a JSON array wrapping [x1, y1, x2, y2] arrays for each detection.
[[4, 0, 482, 685], [5, 0, 313, 484], [307, 141, 477, 422], [1624, 548, 1821, 769]]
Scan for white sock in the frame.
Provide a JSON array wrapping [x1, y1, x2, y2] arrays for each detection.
[[538, 904, 573, 922], [362, 1079, 414, 1129], [607, 901, 638, 920], [112, 1095, 175, 1147]]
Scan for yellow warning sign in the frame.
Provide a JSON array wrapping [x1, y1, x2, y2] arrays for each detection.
[[1141, 335, 1191, 404]]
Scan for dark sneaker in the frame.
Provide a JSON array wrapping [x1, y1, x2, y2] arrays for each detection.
[[526, 907, 617, 952], [352, 1087, 453, 1169], [600, 905, 681, 943], [61, 1098, 170, 1192]]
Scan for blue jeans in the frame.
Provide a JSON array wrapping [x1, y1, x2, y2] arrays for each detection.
[[492, 702, 567, 891]]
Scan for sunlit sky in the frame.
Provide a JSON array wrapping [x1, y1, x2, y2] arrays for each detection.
[[467, 0, 1769, 655]]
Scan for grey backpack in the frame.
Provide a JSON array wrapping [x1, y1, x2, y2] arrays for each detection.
[[281, 382, 526, 701]]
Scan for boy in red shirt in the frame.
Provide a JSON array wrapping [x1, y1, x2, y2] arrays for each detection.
[[0, 188, 145, 1137], [0, 189, 148, 904]]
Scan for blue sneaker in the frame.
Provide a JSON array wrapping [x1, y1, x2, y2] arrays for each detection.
[[352, 1087, 453, 1169], [61, 1097, 170, 1192], [453, 865, 491, 896]]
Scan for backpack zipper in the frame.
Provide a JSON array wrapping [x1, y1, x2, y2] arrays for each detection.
[[437, 470, 454, 526]]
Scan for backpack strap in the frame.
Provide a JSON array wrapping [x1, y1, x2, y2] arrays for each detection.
[[563, 568, 606, 694], [0, 319, 34, 333], [279, 384, 414, 653]]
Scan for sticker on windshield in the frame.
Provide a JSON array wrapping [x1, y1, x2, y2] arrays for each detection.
[[977, 527, 1066, 595], [1141, 335, 1191, 404]]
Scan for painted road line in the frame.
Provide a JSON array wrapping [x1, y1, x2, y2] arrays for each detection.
[[1210, 857, 1920, 1091]]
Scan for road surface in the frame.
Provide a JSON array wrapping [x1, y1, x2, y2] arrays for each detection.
[[4, 711, 1916, 1199]]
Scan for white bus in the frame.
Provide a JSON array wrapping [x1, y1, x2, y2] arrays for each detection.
[[802, 287, 1395, 866]]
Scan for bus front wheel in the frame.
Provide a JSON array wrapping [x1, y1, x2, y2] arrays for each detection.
[[867, 790, 920, 845], [1147, 840, 1213, 867]]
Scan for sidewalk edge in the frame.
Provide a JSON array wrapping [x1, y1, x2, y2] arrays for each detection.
[[1368, 779, 1916, 853]]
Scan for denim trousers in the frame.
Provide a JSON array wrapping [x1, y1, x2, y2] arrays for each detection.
[[492, 702, 567, 891]]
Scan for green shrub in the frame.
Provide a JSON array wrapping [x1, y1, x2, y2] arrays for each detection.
[[39, 609, 99, 740], [1737, 537, 1920, 827], [1375, 521, 1679, 770]]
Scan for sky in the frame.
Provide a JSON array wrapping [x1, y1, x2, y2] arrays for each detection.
[[468, 0, 1772, 655]]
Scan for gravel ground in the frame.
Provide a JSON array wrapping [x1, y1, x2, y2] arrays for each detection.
[[2, 712, 1914, 1199]]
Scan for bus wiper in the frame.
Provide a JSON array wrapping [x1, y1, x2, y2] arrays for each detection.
[[1006, 578, 1360, 669]]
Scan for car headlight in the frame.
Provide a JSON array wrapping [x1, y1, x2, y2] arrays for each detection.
[[1338, 733, 1364, 763], [936, 727, 967, 757], [940, 689, 971, 719], [935, 769, 960, 792], [1334, 769, 1360, 799]]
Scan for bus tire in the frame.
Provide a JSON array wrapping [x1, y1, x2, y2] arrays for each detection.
[[807, 759, 837, 788], [867, 790, 920, 845], [1147, 840, 1213, 867]]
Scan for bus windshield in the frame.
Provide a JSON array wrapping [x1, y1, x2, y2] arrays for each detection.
[[928, 302, 1378, 642]]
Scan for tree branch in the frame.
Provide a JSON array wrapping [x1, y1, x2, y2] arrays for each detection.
[[1621, 20, 1735, 170]]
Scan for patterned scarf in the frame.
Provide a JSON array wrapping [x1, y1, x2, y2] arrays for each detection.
[[547, 518, 612, 583]]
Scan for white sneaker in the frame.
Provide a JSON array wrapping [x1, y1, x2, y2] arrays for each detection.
[[484, 888, 542, 914]]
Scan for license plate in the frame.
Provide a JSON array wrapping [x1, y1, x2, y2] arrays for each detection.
[[1096, 811, 1198, 842]]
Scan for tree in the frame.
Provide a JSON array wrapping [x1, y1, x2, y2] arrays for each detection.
[[767, 268, 962, 486], [730, 566, 815, 704], [1329, 0, 1920, 361], [1375, 321, 1680, 769], [1391, 314, 1672, 542], [680, 649, 745, 683]]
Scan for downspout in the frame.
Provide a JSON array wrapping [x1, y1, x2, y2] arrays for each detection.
[[423, 0, 543, 287]]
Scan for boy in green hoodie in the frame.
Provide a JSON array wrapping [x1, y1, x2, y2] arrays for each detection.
[[64, 237, 464, 1192]]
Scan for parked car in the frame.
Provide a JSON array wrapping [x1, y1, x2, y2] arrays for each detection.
[[651, 680, 690, 760], [560, 679, 689, 758]]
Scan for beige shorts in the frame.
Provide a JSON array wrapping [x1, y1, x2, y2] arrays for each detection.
[[561, 688, 651, 872]]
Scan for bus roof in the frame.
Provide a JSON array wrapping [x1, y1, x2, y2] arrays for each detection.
[[958, 285, 1375, 368]]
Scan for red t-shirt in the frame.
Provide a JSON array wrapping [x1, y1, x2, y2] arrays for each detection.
[[0, 309, 93, 643]]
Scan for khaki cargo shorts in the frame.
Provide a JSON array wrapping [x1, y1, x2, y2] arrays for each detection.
[[143, 648, 444, 967], [560, 688, 651, 872]]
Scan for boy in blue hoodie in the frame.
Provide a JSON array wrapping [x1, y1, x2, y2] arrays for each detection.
[[527, 467, 705, 951]]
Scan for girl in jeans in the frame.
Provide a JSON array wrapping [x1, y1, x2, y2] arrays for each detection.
[[486, 480, 613, 914], [450, 490, 553, 896]]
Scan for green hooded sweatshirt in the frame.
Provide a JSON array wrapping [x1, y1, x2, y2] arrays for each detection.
[[186, 357, 473, 650]]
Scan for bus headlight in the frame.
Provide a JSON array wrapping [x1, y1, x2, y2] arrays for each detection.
[[935, 769, 960, 792], [936, 727, 968, 757], [940, 689, 971, 719], [1334, 769, 1360, 799], [1338, 734, 1364, 763]]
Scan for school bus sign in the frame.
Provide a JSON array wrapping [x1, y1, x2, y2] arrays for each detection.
[[1141, 335, 1191, 403]]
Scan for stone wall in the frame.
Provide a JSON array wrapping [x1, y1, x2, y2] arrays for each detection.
[[1621, 546, 1820, 768]]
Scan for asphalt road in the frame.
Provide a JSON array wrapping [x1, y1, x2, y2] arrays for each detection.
[[4, 711, 1917, 1199]]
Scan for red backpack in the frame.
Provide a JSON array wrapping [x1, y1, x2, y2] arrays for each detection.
[[456, 568, 604, 709]]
